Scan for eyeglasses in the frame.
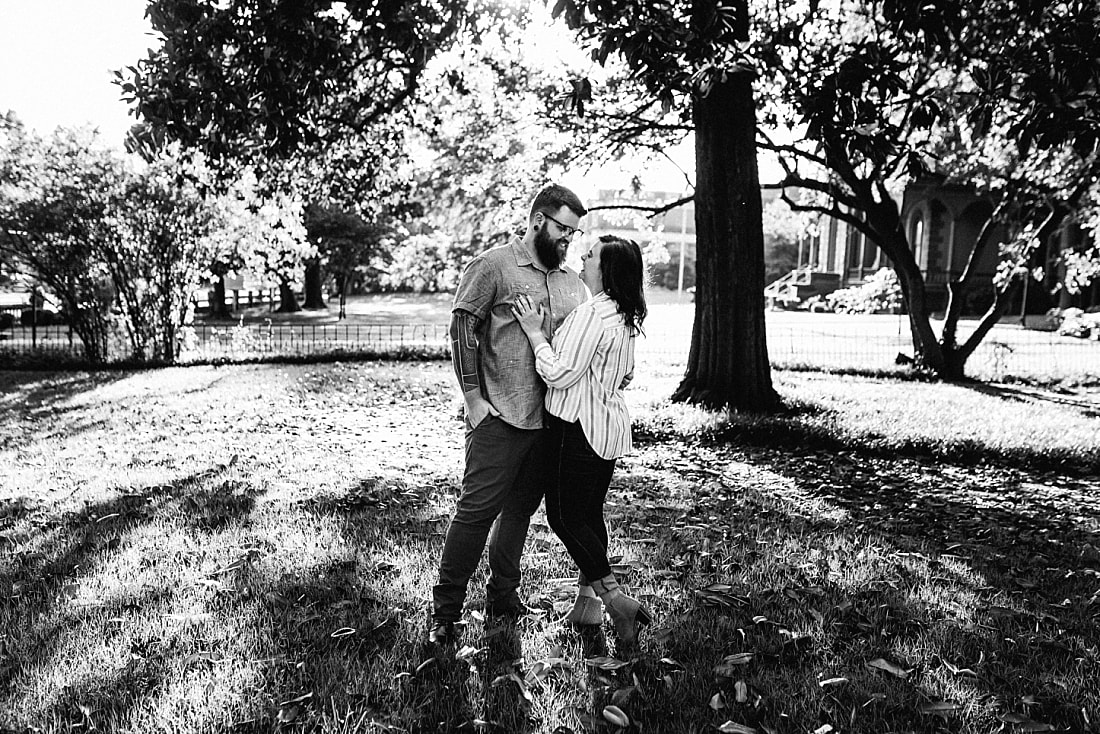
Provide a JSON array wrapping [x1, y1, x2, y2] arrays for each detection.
[[541, 212, 584, 238]]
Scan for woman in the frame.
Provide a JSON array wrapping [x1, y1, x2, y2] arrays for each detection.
[[510, 234, 651, 644]]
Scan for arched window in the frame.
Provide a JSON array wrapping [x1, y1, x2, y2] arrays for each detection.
[[910, 211, 926, 270]]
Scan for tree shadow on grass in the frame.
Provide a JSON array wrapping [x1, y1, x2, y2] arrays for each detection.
[[0, 371, 134, 454], [611, 428, 1099, 731], [0, 464, 260, 730], [257, 474, 544, 732], [637, 394, 1100, 476], [696, 446, 1099, 732], [960, 380, 1100, 417], [0, 370, 131, 403]]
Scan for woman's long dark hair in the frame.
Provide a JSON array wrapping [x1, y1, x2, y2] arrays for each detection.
[[597, 235, 647, 335]]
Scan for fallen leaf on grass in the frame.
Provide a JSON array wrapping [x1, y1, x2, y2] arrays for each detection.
[[183, 650, 225, 666], [818, 677, 848, 688], [276, 704, 300, 723], [717, 722, 757, 734], [276, 692, 312, 723], [812, 725, 834, 734], [330, 627, 356, 638], [455, 645, 480, 663], [710, 691, 727, 710], [490, 672, 534, 703], [602, 705, 630, 727], [696, 584, 748, 608], [734, 680, 749, 703], [586, 656, 630, 670], [920, 701, 961, 715], [611, 686, 636, 707], [1000, 712, 1054, 731], [865, 657, 910, 679]]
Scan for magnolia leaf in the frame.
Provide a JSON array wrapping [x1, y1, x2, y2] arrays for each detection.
[[734, 680, 749, 703], [184, 650, 225, 666], [723, 653, 755, 665], [510, 672, 534, 703], [812, 725, 834, 734], [717, 722, 757, 734], [818, 677, 849, 688], [611, 686, 636, 707], [1001, 713, 1031, 723], [414, 658, 437, 676], [921, 701, 961, 714], [602, 705, 630, 727], [456, 645, 480, 662], [709, 691, 727, 710], [330, 627, 356, 638], [865, 657, 910, 679], [276, 704, 300, 723], [586, 656, 630, 670]]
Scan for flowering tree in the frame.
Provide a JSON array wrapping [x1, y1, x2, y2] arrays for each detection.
[[1, 120, 306, 362], [0, 122, 121, 362]]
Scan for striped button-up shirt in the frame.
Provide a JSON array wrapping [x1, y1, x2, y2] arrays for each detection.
[[533, 292, 635, 459]]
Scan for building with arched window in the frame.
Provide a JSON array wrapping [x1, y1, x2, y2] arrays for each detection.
[[586, 183, 1098, 314], [766, 179, 1098, 314]]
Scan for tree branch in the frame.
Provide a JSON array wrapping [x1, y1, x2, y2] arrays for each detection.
[[587, 195, 694, 218]]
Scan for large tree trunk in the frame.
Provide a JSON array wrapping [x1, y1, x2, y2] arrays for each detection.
[[859, 198, 955, 378], [672, 57, 780, 412], [277, 280, 301, 313], [303, 258, 327, 309], [210, 275, 232, 319]]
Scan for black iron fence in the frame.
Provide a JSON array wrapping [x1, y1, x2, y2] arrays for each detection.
[[1, 318, 1097, 383]]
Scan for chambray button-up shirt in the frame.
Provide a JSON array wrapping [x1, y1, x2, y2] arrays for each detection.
[[452, 237, 584, 430]]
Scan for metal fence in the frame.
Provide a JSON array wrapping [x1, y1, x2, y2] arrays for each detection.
[[1, 317, 1097, 383]]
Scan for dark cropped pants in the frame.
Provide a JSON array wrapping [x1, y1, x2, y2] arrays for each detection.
[[545, 415, 616, 582]]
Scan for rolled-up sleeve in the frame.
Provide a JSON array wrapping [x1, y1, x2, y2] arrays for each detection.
[[452, 257, 496, 320], [533, 305, 601, 389]]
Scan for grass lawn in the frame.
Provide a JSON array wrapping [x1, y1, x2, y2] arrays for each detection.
[[1, 362, 1098, 733]]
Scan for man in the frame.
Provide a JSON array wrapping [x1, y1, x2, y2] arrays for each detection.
[[429, 183, 588, 645]]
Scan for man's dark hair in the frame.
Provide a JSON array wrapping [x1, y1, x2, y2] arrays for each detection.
[[529, 183, 587, 220], [598, 235, 647, 336]]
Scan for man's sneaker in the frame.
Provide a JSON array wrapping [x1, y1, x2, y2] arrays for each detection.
[[428, 621, 459, 646]]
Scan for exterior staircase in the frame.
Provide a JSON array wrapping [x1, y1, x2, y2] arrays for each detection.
[[764, 267, 842, 308]]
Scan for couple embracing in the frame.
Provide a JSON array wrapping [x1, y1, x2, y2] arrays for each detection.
[[428, 183, 652, 649]]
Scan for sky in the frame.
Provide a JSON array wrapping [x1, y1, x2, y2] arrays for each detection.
[[0, 0, 155, 147], [0, 0, 725, 198]]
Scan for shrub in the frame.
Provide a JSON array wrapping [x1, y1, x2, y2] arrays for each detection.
[[1051, 307, 1100, 339], [20, 308, 57, 326], [826, 268, 903, 314]]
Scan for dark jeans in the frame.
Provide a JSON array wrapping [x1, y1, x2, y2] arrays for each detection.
[[545, 415, 616, 582], [432, 415, 550, 623]]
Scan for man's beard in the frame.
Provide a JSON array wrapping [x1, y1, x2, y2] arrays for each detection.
[[534, 222, 564, 270]]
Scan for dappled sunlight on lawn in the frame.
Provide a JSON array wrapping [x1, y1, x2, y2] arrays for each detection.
[[2, 362, 1098, 732]]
